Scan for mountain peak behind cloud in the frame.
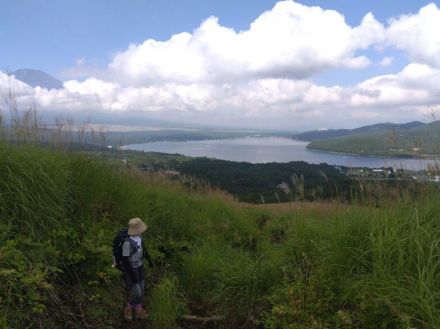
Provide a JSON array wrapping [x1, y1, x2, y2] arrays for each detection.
[[11, 69, 63, 90]]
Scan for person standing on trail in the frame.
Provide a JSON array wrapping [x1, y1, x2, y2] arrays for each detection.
[[117, 217, 154, 321]]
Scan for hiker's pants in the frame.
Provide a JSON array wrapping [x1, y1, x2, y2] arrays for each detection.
[[123, 266, 145, 306]]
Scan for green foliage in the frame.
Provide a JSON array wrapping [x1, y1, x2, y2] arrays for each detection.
[[180, 242, 221, 304], [213, 248, 281, 322], [1, 142, 440, 329], [150, 276, 186, 329], [307, 121, 440, 157], [0, 240, 52, 320], [262, 202, 440, 329], [176, 157, 353, 203]]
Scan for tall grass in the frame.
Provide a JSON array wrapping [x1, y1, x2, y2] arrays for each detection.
[[259, 198, 440, 329], [1, 142, 440, 328], [365, 201, 440, 328], [150, 276, 185, 329], [0, 88, 110, 151]]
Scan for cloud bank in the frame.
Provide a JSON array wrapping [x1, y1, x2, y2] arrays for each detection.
[[108, 2, 383, 84], [1, 1, 439, 129]]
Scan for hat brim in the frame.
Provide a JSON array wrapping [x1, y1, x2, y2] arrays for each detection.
[[128, 222, 148, 235]]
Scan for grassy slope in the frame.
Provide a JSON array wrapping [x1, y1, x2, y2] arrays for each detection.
[[1, 143, 440, 329], [308, 121, 440, 157]]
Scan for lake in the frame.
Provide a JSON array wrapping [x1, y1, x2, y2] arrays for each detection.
[[124, 136, 439, 170]]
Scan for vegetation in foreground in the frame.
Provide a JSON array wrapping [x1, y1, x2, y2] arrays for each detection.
[[1, 142, 440, 329]]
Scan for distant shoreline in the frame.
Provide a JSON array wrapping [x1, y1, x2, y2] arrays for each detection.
[[306, 145, 440, 161]]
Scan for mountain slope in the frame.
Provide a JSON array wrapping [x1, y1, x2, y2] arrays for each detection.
[[308, 121, 440, 157], [293, 121, 425, 142], [11, 68, 63, 89]]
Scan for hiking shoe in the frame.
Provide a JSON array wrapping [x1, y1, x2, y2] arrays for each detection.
[[124, 305, 133, 322], [134, 307, 149, 320]]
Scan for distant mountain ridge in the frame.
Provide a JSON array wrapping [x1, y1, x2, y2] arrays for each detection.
[[11, 69, 63, 90], [306, 120, 440, 157], [293, 121, 426, 142]]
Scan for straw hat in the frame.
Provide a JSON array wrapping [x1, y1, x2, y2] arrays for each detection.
[[127, 217, 148, 236]]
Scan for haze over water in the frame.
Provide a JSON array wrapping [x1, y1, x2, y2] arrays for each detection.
[[125, 137, 438, 170]]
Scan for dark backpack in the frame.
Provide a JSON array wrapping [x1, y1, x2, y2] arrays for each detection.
[[112, 228, 129, 271]]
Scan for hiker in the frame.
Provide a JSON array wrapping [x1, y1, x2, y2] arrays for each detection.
[[113, 217, 154, 321]]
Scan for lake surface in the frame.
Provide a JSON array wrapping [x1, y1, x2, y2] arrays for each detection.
[[125, 137, 439, 170]]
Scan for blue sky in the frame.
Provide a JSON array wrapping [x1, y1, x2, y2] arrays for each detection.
[[1, 0, 440, 129], [1, 0, 436, 78], [1, 0, 279, 74]]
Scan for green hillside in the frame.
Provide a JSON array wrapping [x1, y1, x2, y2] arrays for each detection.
[[294, 121, 425, 142], [1, 143, 440, 328], [307, 121, 440, 157], [83, 148, 356, 203]]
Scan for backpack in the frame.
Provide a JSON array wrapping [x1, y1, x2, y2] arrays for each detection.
[[112, 228, 129, 271]]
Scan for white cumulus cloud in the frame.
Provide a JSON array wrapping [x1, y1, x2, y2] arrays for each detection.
[[2, 1, 440, 129], [108, 1, 384, 85], [350, 63, 440, 108], [386, 3, 440, 68]]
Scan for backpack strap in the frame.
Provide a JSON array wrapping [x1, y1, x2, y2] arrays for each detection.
[[126, 236, 139, 256]]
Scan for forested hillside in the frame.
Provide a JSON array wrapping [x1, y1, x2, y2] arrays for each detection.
[[307, 121, 440, 157], [293, 121, 425, 142], [176, 158, 353, 203]]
